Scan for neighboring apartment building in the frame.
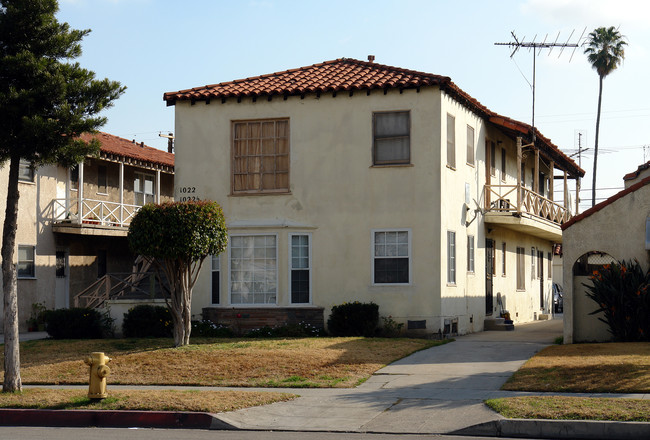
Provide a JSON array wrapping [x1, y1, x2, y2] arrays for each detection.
[[164, 58, 583, 335], [0, 132, 174, 330], [562, 168, 650, 343]]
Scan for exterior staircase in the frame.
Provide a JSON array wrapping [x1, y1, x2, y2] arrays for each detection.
[[484, 317, 515, 331], [73, 256, 166, 309]]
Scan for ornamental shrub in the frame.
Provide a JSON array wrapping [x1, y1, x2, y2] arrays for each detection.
[[122, 305, 173, 338], [327, 301, 379, 337], [584, 259, 650, 341], [191, 319, 234, 337], [44, 308, 112, 339], [244, 321, 326, 338]]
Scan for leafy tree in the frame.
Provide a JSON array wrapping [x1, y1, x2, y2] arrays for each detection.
[[584, 26, 627, 207], [0, 0, 124, 392], [127, 201, 228, 346]]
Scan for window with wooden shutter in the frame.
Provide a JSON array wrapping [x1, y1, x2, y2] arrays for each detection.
[[373, 111, 410, 165], [232, 119, 289, 194], [447, 114, 456, 168]]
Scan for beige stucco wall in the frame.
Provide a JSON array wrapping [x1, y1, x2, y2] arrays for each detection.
[[175, 84, 557, 335], [563, 183, 650, 343]]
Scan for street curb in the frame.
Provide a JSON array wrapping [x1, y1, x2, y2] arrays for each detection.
[[0, 409, 237, 430], [452, 418, 650, 439]]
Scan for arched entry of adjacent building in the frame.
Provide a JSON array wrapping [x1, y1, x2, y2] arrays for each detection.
[[571, 250, 617, 342]]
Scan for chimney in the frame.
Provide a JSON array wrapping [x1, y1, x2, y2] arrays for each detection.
[[140, 142, 144, 148], [367, 55, 375, 63], [132, 139, 135, 143]]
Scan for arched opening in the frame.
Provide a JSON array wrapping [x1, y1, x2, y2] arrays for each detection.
[[571, 250, 616, 342]]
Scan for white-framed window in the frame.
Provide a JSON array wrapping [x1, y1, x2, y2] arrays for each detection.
[[501, 242, 507, 276], [70, 165, 79, 191], [211, 255, 220, 305], [18, 159, 34, 183], [229, 234, 277, 304], [18, 245, 35, 278], [447, 231, 456, 284], [466, 125, 475, 166], [134, 172, 155, 206], [373, 111, 410, 165], [289, 233, 311, 304], [501, 147, 506, 182], [372, 229, 411, 285], [547, 252, 552, 279], [467, 235, 475, 273], [490, 141, 496, 177], [516, 246, 525, 290], [446, 114, 456, 168]]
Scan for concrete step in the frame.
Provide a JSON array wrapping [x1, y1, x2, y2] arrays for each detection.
[[484, 318, 515, 331]]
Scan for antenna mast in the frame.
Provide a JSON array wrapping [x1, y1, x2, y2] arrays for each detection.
[[495, 29, 584, 144]]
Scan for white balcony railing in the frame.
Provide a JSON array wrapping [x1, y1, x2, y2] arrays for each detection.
[[484, 185, 571, 225], [52, 198, 142, 228]]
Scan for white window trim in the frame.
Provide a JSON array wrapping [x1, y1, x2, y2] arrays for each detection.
[[371, 228, 412, 286], [17, 244, 36, 279], [288, 232, 312, 305], [134, 171, 156, 206], [18, 159, 35, 184], [531, 247, 536, 280], [227, 232, 279, 307]]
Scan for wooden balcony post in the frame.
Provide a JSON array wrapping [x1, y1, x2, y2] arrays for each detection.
[[77, 161, 84, 224], [549, 160, 554, 202], [564, 170, 570, 210], [516, 137, 522, 214], [119, 162, 124, 225]]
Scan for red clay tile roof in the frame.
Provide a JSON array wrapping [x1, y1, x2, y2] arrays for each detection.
[[80, 132, 174, 168], [164, 58, 582, 177], [562, 174, 650, 230]]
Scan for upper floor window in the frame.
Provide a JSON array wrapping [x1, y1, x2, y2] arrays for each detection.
[[446, 114, 455, 168], [373, 111, 410, 165], [466, 125, 475, 166], [232, 119, 289, 194], [97, 165, 107, 194], [501, 147, 506, 182], [490, 141, 496, 177], [134, 172, 155, 206], [18, 159, 34, 182]]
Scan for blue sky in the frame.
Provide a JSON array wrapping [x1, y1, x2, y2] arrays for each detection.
[[57, 0, 650, 211]]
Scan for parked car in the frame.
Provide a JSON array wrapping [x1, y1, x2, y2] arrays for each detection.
[[553, 283, 564, 313]]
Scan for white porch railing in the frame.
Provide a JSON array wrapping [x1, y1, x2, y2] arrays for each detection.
[[484, 185, 571, 225], [52, 198, 142, 227]]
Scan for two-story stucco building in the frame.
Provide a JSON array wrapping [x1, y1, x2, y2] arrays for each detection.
[[164, 58, 584, 335], [0, 132, 174, 331]]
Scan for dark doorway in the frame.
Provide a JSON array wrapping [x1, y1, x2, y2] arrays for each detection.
[[486, 239, 494, 315]]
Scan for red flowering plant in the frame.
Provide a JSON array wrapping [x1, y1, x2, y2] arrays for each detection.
[[584, 259, 650, 341]]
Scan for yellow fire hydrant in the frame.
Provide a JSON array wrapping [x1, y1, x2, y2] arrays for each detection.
[[84, 352, 111, 399]]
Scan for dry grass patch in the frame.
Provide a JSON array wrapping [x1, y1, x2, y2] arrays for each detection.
[[0, 388, 294, 413], [2, 337, 442, 388], [502, 342, 650, 393], [486, 396, 650, 422]]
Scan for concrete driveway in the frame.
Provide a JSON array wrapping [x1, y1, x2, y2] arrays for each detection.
[[217, 318, 563, 434]]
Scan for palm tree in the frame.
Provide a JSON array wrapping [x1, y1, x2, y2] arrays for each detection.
[[584, 26, 627, 207]]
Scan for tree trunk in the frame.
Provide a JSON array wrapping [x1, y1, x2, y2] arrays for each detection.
[[591, 74, 604, 208], [2, 155, 22, 392]]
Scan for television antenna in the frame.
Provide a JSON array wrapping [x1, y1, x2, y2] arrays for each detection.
[[495, 29, 585, 143]]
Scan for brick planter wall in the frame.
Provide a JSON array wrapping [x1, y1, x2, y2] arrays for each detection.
[[202, 307, 325, 334]]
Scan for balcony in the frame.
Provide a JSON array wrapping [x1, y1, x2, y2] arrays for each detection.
[[484, 184, 571, 241], [51, 198, 142, 237]]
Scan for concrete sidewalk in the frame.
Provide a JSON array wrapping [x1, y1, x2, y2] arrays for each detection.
[[215, 318, 650, 438]]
